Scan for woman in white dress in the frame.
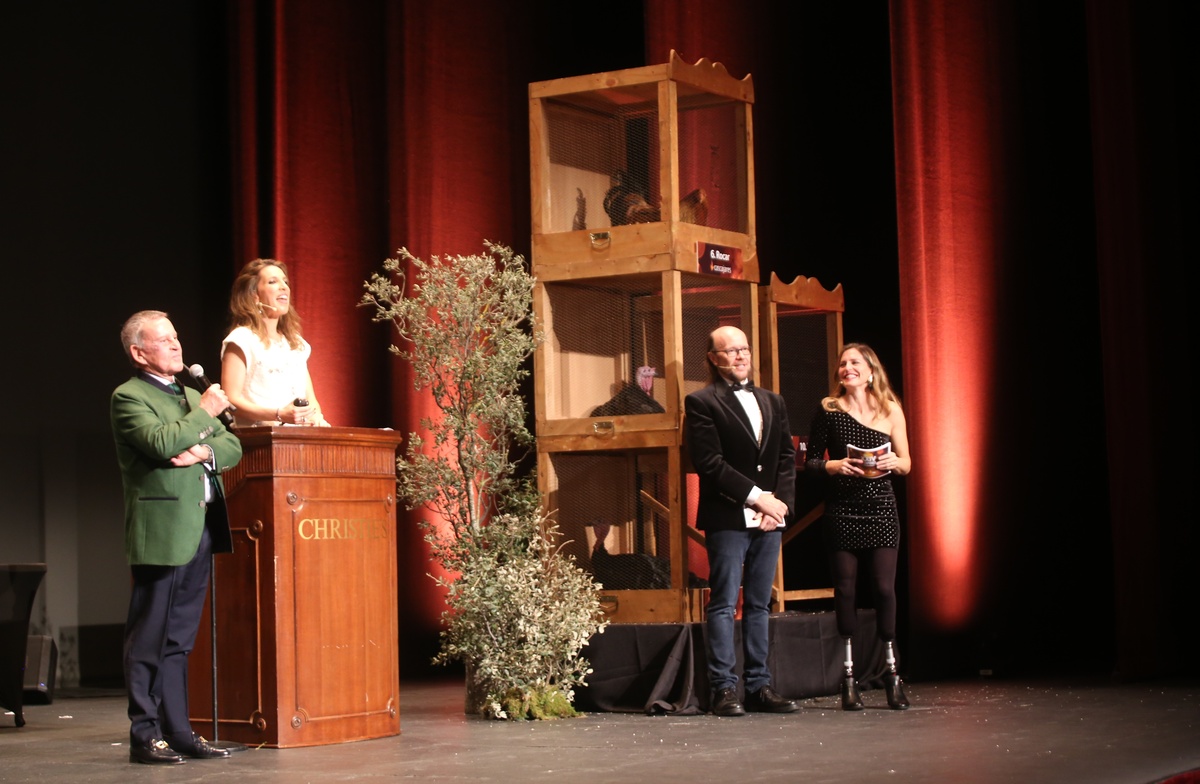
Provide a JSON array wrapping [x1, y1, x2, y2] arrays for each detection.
[[220, 259, 329, 427]]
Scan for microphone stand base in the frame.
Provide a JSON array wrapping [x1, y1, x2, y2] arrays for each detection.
[[209, 739, 251, 753]]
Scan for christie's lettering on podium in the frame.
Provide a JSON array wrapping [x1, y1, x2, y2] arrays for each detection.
[[297, 518, 389, 540]]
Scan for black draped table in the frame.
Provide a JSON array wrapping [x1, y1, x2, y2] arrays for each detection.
[[575, 610, 885, 714], [1, 563, 47, 727]]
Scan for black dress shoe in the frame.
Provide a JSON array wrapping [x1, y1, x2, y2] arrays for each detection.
[[129, 738, 186, 765], [841, 675, 864, 711], [710, 687, 745, 717], [167, 733, 232, 759], [745, 686, 798, 713], [884, 671, 911, 710]]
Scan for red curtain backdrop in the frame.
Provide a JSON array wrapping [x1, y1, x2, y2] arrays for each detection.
[[643, 0, 757, 72], [891, 0, 1190, 677], [389, 0, 537, 647], [889, 0, 1008, 632], [227, 0, 538, 660], [228, 0, 390, 428]]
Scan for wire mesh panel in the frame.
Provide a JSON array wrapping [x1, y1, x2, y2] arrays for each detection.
[[539, 85, 748, 237], [536, 273, 755, 423], [542, 90, 660, 234], [677, 94, 748, 234], [538, 273, 669, 421], [757, 276, 845, 454], [776, 309, 838, 436], [544, 450, 674, 591], [677, 273, 754, 397]]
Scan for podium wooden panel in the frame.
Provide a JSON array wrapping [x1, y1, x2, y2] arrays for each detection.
[[188, 426, 403, 747]]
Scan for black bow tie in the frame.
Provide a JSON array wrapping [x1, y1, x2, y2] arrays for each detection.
[[731, 380, 754, 391]]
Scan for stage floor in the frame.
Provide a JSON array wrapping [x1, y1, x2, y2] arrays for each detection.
[[3, 676, 1198, 783]]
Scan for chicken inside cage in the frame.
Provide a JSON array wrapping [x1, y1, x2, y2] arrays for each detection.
[[601, 171, 708, 227], [587, 520, 671, 590]]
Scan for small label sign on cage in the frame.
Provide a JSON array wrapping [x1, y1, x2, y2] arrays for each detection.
[[697, 242, 743, 278]]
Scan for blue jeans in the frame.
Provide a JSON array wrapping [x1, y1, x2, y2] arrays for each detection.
[[704, 527, 781, 694]]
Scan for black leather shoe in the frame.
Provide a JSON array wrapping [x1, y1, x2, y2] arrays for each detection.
[[129, 738, 186, 765], [710, 687, 745, 717], [168, 733, 232, 759], [745, 685, 798, 713], [884, 671, 911, 710], [841, 675, 864, 711]]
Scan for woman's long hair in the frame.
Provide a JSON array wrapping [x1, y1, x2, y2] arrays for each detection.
[[228, 259, 304, 349]]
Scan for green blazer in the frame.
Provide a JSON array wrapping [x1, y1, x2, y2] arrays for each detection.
[[111, 375, 243, 566]]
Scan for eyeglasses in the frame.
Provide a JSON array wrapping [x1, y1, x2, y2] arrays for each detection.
[[713, 346, 751, 357]]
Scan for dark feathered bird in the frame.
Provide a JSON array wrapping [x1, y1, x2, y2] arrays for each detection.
[[603, 171, 708, 227], [589, 520, 671, 590]]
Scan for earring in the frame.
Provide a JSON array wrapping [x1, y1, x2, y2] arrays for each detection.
[[868, 375, 874, 384]]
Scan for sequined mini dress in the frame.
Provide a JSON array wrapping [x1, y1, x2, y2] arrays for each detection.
[[806, 408, 900, 550]]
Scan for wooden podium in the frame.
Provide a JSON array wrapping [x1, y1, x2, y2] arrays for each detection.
[[187, 426, 403, 747]]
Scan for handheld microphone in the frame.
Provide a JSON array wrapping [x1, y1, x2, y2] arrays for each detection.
[[187, 364, 236, 427]]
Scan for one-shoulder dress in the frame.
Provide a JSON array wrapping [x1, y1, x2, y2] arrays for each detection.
[[806, 408, 900, 550]]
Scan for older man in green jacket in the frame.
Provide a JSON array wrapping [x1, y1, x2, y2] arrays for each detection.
[[111, 310, 242, 764]]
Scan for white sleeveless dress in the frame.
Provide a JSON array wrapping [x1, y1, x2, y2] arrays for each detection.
[[220, 326, 312, 425]]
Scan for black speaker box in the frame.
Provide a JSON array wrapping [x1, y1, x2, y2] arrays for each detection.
[[23, 635, 57, 704]]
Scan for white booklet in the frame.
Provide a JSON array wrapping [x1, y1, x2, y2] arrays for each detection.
[[847, 442, 891, 478], [745, 507, 786, 529]]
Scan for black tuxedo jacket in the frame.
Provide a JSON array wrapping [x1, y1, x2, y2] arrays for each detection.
[[684, 381, 796, 532]]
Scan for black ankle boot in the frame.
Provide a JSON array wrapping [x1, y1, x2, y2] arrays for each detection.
[[841, 675, 864, 711], [883, 671, 910, 710]]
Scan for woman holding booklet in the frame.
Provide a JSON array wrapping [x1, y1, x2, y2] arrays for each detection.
[[806, 343, 912, 711]]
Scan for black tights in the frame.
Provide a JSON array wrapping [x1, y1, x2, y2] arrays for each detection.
[[830, 547, 898, 640]]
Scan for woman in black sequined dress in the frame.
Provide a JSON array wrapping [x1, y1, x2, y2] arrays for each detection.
[[807, 343, 912, 711]]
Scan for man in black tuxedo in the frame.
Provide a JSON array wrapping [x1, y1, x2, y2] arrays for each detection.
[[685, 325, 797, 716]]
